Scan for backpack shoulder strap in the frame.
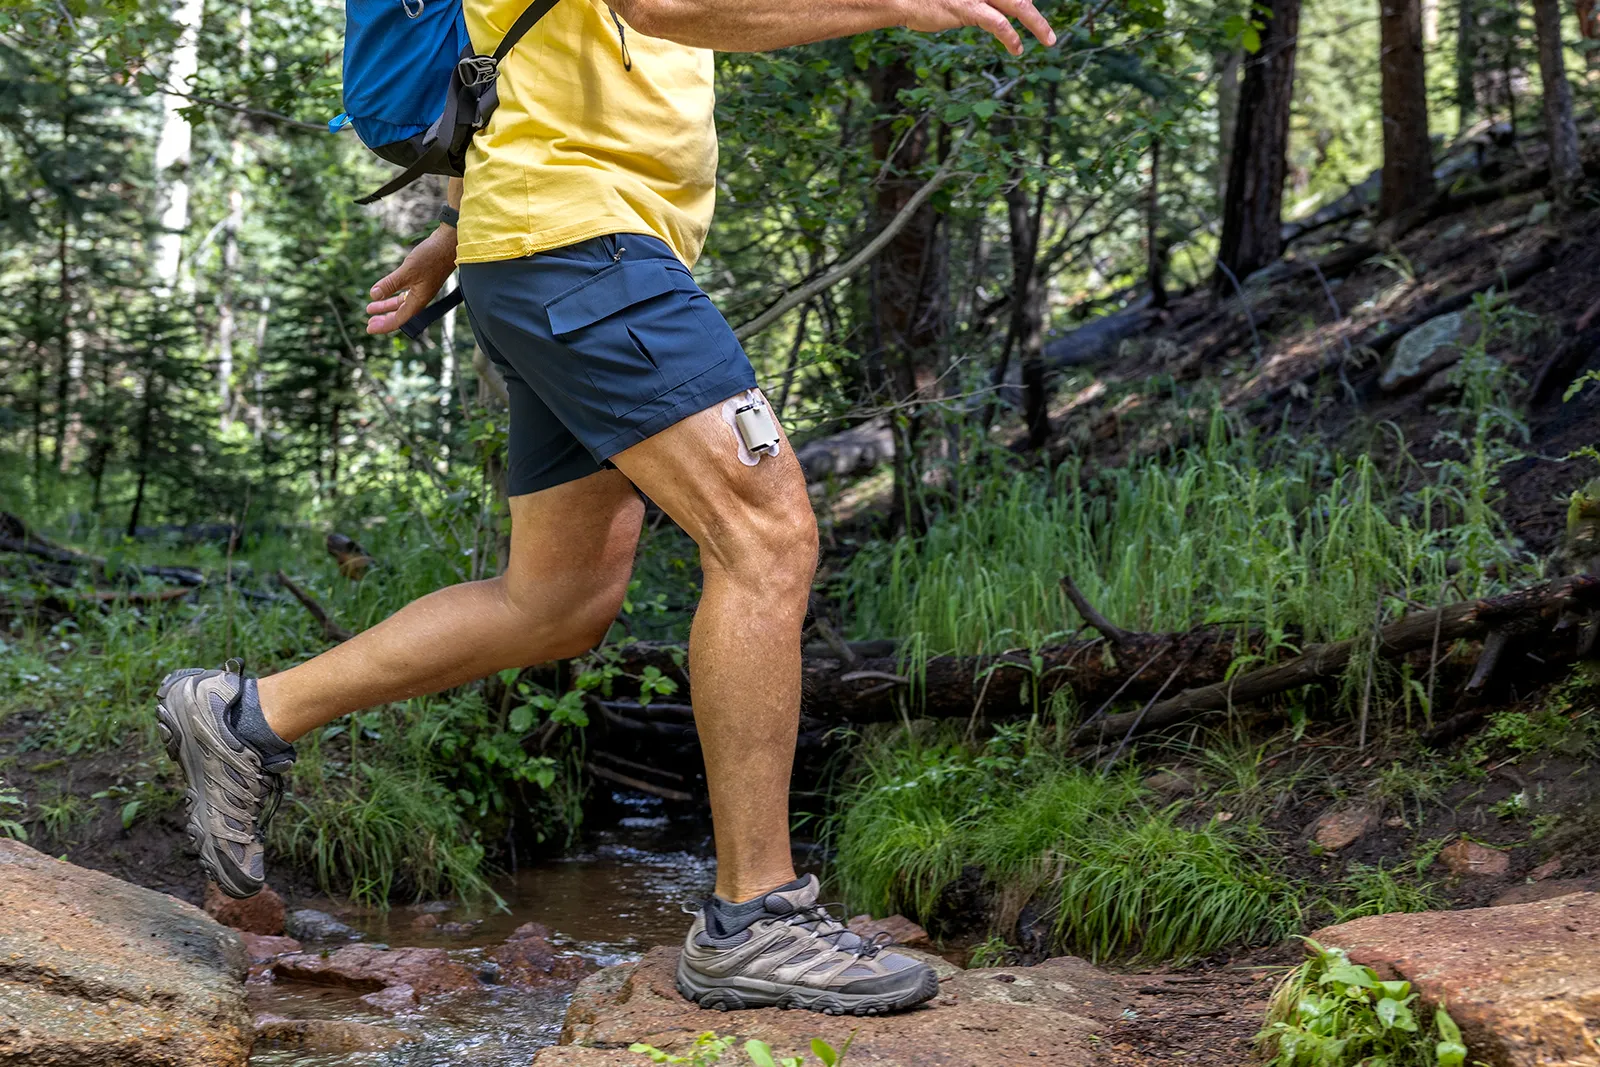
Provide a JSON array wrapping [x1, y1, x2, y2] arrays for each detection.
[[493, 0, 564, 62]]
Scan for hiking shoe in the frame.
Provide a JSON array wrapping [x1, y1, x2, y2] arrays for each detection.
[[675, 874, 940, 1015], [155, 663, 295, 899]]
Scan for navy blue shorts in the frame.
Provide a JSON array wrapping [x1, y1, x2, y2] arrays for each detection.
[[458, 233, 759, 496]]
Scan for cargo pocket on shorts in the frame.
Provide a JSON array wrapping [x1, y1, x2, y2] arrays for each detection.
[[543, 258, 720, 419]]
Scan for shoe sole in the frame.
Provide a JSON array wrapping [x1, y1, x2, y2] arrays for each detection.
[[674, 960, 939, 1016], [156, 669, 262, 900]]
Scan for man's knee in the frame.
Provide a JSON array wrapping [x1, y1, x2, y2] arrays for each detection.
[[699, 481, 819, 599], [496, 563, 631, 660]]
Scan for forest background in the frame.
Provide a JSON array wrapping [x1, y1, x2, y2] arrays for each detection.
[[3, 0, 1600, 983]]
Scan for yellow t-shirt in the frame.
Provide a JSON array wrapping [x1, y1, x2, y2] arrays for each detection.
[[457, 0, 718, 267]]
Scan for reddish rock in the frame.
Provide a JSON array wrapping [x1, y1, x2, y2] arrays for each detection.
[[410, 912, 440, 929], [847, 914, 932, 950], [1309, 805, 1376, 852], [361, 984, 420, 1014], [253, 1018, 417, 1051], [1531, 857, 1564, 881], [509, 921, 554, 941], [1438, 837, 1511, 877], [205, 881, 286, 936], [0, 839, 252, 1066], [1315, 893, 1600, 1067], [272, 944, 478, 997], [545, 946, 1122, 1066], [485, 926, 591, 986], [240, 932, 303, 963]]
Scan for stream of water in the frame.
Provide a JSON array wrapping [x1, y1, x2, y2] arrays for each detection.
[[249, 799, 723, 1066]]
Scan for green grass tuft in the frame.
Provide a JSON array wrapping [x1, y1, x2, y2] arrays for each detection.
[[827, 725, 1299, 963]]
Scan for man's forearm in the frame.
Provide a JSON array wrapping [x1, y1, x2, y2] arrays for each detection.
[[447, 177, 463, 212], [612, 0, 911, 51]]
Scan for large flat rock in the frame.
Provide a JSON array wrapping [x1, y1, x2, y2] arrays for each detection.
[[534, 945, 1124, 1066], [1315, 891, 1600, 1067], [0, 839, 251, 1066]]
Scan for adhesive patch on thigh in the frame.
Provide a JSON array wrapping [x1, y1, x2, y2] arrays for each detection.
[[721, 390, 781, 467]]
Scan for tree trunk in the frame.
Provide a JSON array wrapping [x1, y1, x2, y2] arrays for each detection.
[[216, 184, 243, 428], [1212, 0, 1302, 296], [1379, 0, 1435, 219], [868, 58, 945, 529], [1531, 0, 1583, 202], [151, 0, 206, 293], [1215, 49, 1244, 205], [1005, 182, 1049, 449], [1457, 0, 1479, 127], [1147, 138, 1167, 309]]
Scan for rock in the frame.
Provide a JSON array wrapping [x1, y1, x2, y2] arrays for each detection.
[[239, 932, 303, 963], [0, 838, 252, 1066], [272, 944, 479, 997], [253, 1018, 417, 1052], [1532, 857, 1564, 881], [846, 914, 932, 950], [1143, 768, 1198, 796], [284, 907, 361, 941], [1315, 893, 1600, 1067], [409, 899, 455, 914], [1491, 878, 1600, 907], [1438, 837, 1511, 877], [1420, 366, 1461, 404], [204, 880, 286, 935], [1309, 804, 1376, 852], [1380, 310, 1481, 392], [439, 920, 479, 935], [410, 912, 441, 929], [548, 946, 1123, 1066], [484, 926, 591, 986], [509, 921, 554, 940], [360, 984, 420, 1014]]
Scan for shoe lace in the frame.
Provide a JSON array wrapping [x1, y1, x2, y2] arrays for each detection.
[[784, 900, 892, 960], [222, 656, 285, 842]]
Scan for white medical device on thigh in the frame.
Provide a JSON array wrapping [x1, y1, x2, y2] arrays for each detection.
[[722, 389, 780, 466]]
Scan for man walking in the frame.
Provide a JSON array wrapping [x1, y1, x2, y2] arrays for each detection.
[[157, 0, 1054, 1016]]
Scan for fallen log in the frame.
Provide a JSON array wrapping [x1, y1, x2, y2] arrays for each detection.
[[1078, 575, 1600, 743], [605, 626, 1259, 726], [0, 586, 193, 625], [0, 534, 209, 587]]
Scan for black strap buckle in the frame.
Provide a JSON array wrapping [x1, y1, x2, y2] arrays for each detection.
[[457, 54, 499, 88]]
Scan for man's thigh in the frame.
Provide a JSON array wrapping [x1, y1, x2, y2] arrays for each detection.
[[607, 399, 813, 568], [503, 470, 644, 603]]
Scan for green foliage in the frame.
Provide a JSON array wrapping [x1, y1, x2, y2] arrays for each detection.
[[32, 789, 93, 844], [1464, 708, 1598, 765], [841, 409, 1527, 728], [1327, 865, 1444, 923], [1258, 940, 1473, 1067], [827, 725, 1299, 963], [629, 1032, 855, 1067], [0, 778, 27, 841]]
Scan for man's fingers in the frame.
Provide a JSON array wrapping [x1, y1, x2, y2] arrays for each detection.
[[369, 265, 413, 301], [365, 293, 408, 317], [972, 3, 1023, 54], [367, 288, 429, 335], [989, 0, 1056, 46]]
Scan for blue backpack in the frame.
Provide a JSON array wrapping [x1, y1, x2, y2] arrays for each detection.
[[334, 0, 560, 206]]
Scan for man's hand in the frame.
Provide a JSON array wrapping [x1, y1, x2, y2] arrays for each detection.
[[366, 226, 458, 335], [612, 0, 1055, 56], [902, 0, 1055, 56]]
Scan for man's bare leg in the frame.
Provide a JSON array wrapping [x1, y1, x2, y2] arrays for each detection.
[[256, 470, 644, 742], [609, 399, 817, 903]]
